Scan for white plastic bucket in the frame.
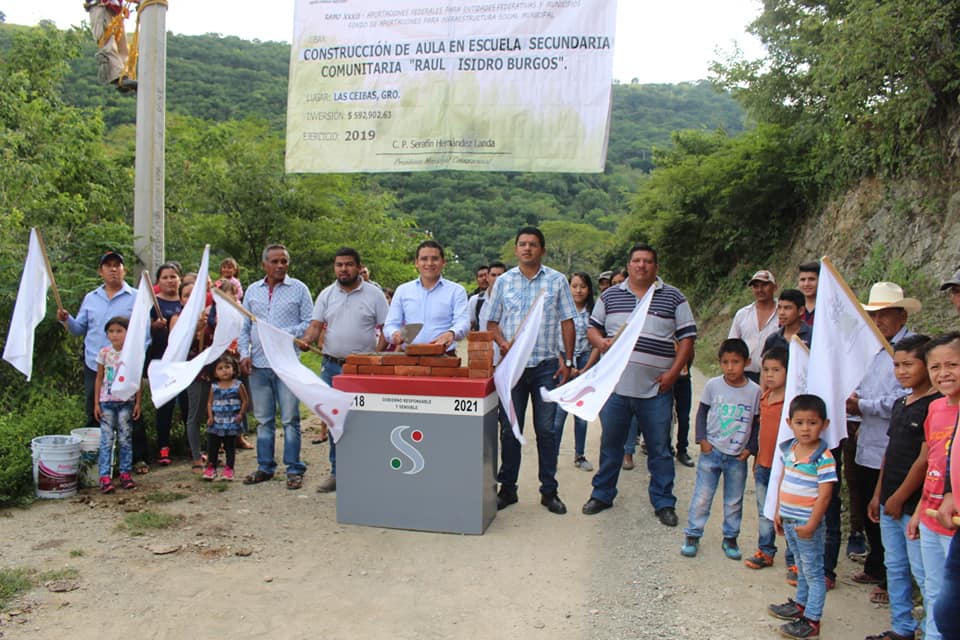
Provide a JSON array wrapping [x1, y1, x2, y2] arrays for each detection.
[[70, 428, 102, 488], [31, 435, 82, 499]]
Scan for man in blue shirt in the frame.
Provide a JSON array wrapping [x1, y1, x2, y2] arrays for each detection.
[[384, 240, 470, 351], [58, 250, 136, 429], [239, 244, 313, 490], [486, 226, 576, 515]]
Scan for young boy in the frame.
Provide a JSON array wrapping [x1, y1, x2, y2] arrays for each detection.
[[745, 346, 788, 570], [769, 394, 838, 640], [762, 289, 812, 354], [681, 338, 760, 560], [94, 316, 141, 493], [797, 261, 819, 326]]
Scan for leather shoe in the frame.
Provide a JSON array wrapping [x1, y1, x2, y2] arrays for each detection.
[[655, 506, 679, 527], [540, 492, 567, 514], [581, 497, 612, 515], [497, 488, 518, 510], [676, 451, 695, 467]]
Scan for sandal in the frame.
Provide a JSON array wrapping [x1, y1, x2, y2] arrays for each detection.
[[311, 436, 329, 445], [286, 474, 304, 490], [852, 571, 882, 585], [869, 586, 890, 605], [158, 447, 172, 466], [237, 435, 254, 450], [133, 461, 149, 475], [191, 461, 204, 473], [865, 631, 912, 640], [243, 470, 274, 485]]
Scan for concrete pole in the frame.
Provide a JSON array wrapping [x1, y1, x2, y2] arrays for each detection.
[[133, 0, 168, 277]]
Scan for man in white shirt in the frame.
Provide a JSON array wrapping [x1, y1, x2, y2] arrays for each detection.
[[728, 270, 778, 384]]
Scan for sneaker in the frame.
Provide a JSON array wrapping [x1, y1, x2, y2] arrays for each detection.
[[768, 598, 805, 621], [847, 532, 868, 561], [722, 537, 742, 560], [202, 465, 216, 481], [119, 472, 136, 490], [221, 467, 235, 481], [680, 535, 700, 557], [158, 446, 172, 466], [316, 475, 337, 493], [824, 575, 836, 590], [573, 456, 594, 472], [99, 475, 115, 494], [744, 550, 774, 569], [786, 565, 798, 586], [779, 617, 820, 639]]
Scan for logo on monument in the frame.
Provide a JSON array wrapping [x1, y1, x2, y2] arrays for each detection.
[[389, 425, 424, 474]]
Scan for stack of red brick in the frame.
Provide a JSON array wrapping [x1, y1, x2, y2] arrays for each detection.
[[340, 331, 495, 378]]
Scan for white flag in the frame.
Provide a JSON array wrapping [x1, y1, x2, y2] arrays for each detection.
[[162, 246, 210, 363], [763, 336, 810, 520], [761, 257, 888, 519], [148, 285, 245, 407], [2, 229, 51, 381], [255, 319, 352, 442], [110, 273, 153, 401], [540, 286, 654, 422], [493, 293, 546, 445]]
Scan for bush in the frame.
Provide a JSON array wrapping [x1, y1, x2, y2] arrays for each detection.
[[0, 389, 85, 505]]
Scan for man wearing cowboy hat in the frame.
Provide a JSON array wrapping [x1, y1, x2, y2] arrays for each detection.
[[942, 267, 960, 314], [843, 282, 920, 596]]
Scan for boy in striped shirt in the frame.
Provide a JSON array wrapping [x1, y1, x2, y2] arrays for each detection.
[[768, 394, 838, 639]]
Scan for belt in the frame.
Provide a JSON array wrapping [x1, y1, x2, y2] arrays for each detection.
[[323, 355, 347, 366]]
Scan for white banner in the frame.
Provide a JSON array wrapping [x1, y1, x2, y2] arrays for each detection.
[[540, 286, 653, 422], [110, 273, 153, 401], [2, 229, 51, 381], [162, 246, 210, 363], [286, 0, 617, 173], [493, 292, 545, 445], [762, 336, 810, 520], [256, 320, 353, 442]]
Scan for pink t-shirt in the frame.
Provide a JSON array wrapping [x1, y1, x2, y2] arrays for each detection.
[[919, 398, 958, 536]]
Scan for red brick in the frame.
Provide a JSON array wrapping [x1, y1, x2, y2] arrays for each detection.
[[395, 365, 431, 377], [380, 353, 419, 366], [467, 342, 493, 354], [341, 364, 358, 375], [357, 365, 396, 375], [346, 354, 382, 366], [468, 331, 494, 342], [468, 354, 494, 368], [430, 367, 469, 378], [419, 355, 461, 368], [405, 343, 447, 356], [468, 368, 493, 378]]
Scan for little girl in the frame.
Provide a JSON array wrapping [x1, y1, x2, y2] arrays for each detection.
[[907, 331, 960, 640], [204, 354, 249, 481], [95, 316, 141, 493], [216, 258, 243, 302]]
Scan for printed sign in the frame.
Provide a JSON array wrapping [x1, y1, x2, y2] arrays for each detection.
[[286, 0, 617, 173]]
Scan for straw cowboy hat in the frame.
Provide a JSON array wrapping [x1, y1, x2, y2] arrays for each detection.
[[861, 282, 922, 315]]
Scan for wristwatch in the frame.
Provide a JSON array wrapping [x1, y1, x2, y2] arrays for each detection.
[[563, 358, 573, 367]]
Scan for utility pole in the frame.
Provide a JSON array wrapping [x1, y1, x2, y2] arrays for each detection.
[[133, 0, 168, 277]]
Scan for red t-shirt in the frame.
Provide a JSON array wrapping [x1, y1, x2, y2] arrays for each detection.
[[919, 398, 958, 536], [756, 389, 784, 468]]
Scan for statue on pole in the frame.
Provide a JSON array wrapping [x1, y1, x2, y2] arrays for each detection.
[[84, 0, 139, 93]]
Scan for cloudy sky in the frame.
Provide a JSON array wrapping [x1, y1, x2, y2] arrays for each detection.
[[2, 0, 765, 83]]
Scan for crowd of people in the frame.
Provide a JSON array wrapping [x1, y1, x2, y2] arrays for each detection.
[[54, 229, 960, 639]]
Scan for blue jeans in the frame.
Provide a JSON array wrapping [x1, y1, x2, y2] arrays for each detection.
[[98, 401, 133, 476], [250, 367, 305, 477], [624, 415, 639, 455], [921, 522, 954, 640], [783, 518, 827, 621], [497, 359, 560, 495], [754, 464, 777, 557], [673, 373, 692, 452], [822, 444, 844, 580], [320, 358, 342, 476], [684, 448, 747, 539], [553, 352, 589, 459], [591, 390, 675, 509], [880, 507, 925, 636], [934, 529, 960, 640]]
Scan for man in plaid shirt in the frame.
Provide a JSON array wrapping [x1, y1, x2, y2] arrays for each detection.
[[486, 226, 576, 515]]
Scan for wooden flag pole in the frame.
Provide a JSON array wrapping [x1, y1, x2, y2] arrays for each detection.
[[925, 508, 960, 527], [33, 228, 64, 312], [210, 288, 324, 357], [142, 271, 164, 319]]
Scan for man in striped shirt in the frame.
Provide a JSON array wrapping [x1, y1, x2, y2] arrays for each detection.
[[581, 243, 697, 527]]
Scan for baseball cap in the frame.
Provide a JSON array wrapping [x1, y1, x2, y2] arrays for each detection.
[[940, 267, 960, 291], [598, 270, 613, 281], [748, 270, 775, 286], [98, 250, 124, 266]]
